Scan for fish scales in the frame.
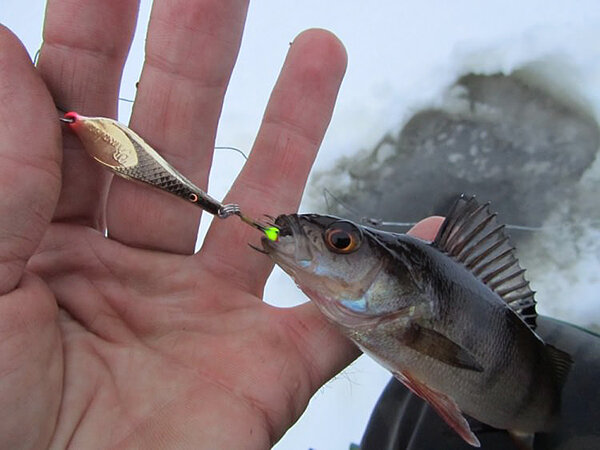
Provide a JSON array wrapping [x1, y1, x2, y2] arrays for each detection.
[[386, 237, 556, 424], [354, 233, 556, 429]]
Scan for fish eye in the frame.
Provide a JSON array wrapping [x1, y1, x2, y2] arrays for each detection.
[[324, 221, 363, 254]]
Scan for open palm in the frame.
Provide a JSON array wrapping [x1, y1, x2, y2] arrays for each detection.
[[0, 1, 358, 448], [2, 2, 445, 448]]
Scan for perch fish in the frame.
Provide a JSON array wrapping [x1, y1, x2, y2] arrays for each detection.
[[261, 195, 572, 447]]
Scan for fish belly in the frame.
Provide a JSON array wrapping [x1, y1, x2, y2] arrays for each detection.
[[353, 324, 556, 433]]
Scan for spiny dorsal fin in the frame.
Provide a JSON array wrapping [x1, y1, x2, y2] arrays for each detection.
[[433, 195, 537, 329]]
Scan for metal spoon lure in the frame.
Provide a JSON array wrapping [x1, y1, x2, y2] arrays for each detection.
[[61, 111, 278, 240]]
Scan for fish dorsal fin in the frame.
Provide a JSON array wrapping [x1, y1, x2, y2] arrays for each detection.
[[433, 195, 537, 329]]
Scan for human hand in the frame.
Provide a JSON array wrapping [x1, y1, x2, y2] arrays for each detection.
[[0, 1, 441, 448]]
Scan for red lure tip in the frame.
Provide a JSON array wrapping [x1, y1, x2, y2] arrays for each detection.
[[63, 111, 81, 125]]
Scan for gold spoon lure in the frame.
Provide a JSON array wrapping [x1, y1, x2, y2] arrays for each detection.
[[60, 111, 279, 241]]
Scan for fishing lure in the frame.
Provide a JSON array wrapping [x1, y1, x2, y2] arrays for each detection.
[[60, 112, 279, 241]]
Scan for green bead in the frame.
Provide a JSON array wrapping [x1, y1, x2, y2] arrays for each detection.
[[264, 226, 279, 241]]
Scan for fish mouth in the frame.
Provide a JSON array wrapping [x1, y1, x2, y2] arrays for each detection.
[[261, 214, 313, 267], [260, 214, 293, 250]]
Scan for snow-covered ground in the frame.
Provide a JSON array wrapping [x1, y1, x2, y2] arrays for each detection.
[[4, 2, 600, 449]]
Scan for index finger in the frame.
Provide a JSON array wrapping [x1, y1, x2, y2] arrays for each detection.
[[200, 29, 347, 296]]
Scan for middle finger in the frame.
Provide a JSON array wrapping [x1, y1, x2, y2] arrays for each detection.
[[106, 0, 249, 254]]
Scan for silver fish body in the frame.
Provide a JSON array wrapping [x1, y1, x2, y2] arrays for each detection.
[[262, 197, 571, 447]]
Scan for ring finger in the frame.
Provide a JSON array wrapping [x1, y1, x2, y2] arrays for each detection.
[[106, 0, 249, 254]]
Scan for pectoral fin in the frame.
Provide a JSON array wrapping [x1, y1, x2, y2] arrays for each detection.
[[394, 370, 481, 447], [398, 323, 484, 372]]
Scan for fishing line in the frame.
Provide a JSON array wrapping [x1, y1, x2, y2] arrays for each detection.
[[322, 188, 546, 232], [115, 101, 250, 160], [57, 107, 249, 161], [214, 146, 248, 160], [323, 188, 415, 227], [45, 62, 250, 161], [44, 63, 544, 234]]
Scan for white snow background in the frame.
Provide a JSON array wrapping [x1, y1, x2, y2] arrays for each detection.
[[3, 1, 600, 449]]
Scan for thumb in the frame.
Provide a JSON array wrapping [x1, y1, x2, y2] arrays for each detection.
[[408, 216, 445, 241], [0, 26, 62, 294]]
